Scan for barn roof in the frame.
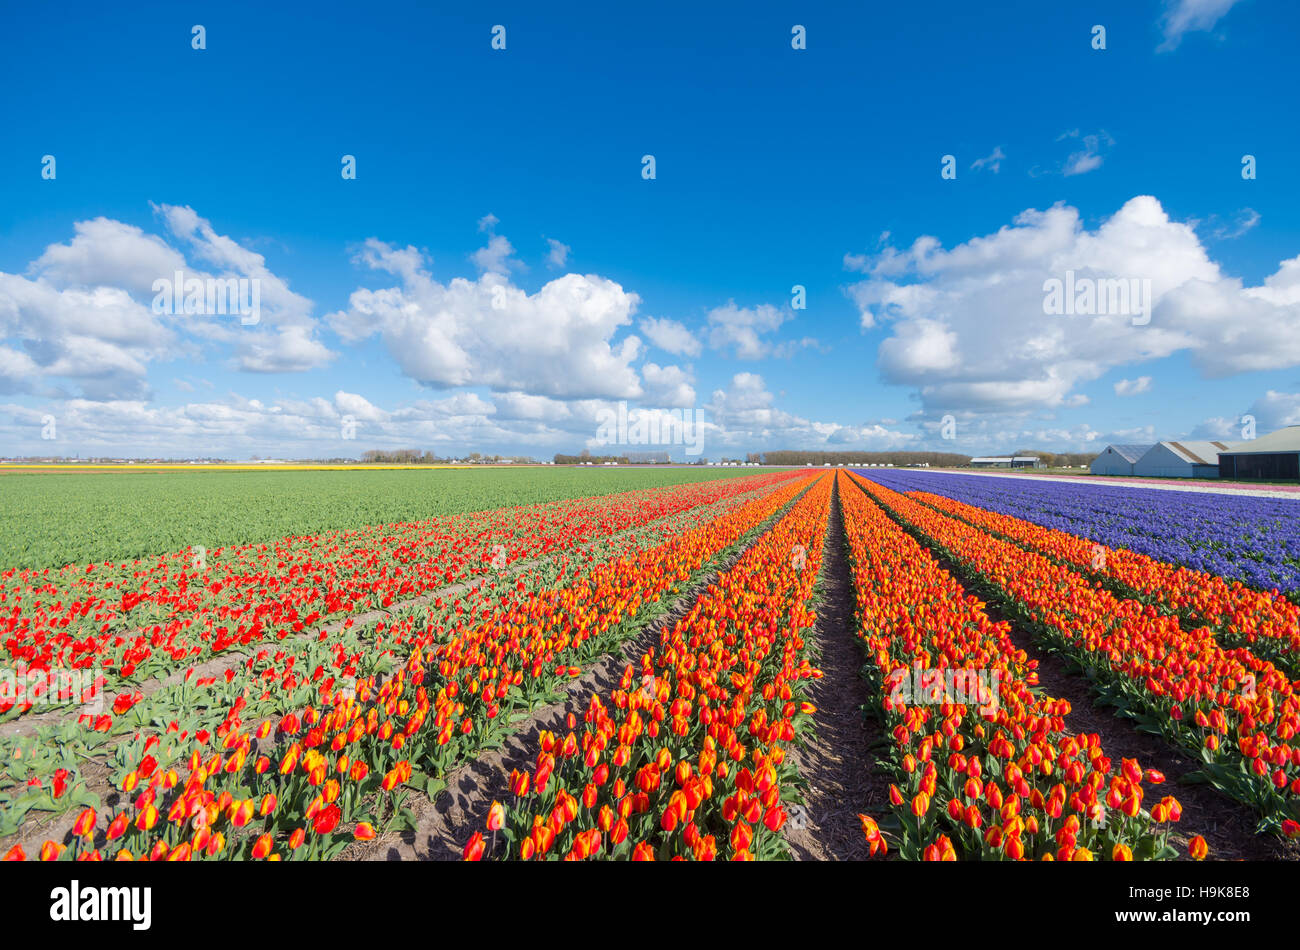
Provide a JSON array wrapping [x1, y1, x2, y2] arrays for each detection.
[[1160, 440, 1233, 465], [1104, 444, 1154, 463], [1219, 426, 1300, 455]]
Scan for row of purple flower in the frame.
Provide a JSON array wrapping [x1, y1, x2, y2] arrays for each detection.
[[854, 469, 1300, 598]]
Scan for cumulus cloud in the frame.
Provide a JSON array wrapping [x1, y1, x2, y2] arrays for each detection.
[[1058, 130, 1114, 177], [1158, 0, 1244, 51], [703, 372, 916, 453], [0, 207, 333, 398], [33, 217, 187, 295], [707, 301, 795, 359], [1193, 391, 1300, 440], [329, 238, 645, 400], [0, 274, 172, 399], [471, 234, 521, 275], [545, 238, 570, 270], [0, 387, 619, 459], [640, 316, 702, 357], [640, 363, 696, 408], [846, 195, 1300, 415], [1114, 376, 1153, 396]]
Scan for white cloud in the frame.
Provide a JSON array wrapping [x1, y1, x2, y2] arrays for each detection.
[[1158, 0, 1244, 51], [1208, 208, 1260, 241], [703, 372, 916, 453], [1114, 376, 1153, 396], [971, 146, 1006, 173], [471, 234, 521, 275], [640, 316, 702, 357], [1246, 391, 1300, 429], [0, 207, 334, 397], [155, 204, 316, 328], [545, 238, 570, 270], [33, 217, 186, 295], [0, 274, 174, 399], [1193, 391, 1300, 440], [0, 387, 617, 459], [329, 238, 644, 400], [706, 301, 792, 359], [846, 195, 1300, 415], [1057, 130, 1114, 177], [640, 363, 696, 408]]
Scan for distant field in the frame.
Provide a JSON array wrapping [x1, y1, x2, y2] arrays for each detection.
[[0, 466, 761, 570]]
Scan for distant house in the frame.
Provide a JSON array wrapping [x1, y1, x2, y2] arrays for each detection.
[[970, 456, 1042, 469], [1217, 426, 1300, 481], [1089, 444, 1153, 477], [1133, 441, 1232, 479]]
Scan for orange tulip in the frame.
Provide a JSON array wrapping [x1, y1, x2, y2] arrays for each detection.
[[251, 833, 273, 859], [463, 832, 485, 861], [72, 807, 97, 838]]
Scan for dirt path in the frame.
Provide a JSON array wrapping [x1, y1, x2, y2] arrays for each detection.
[[781, 476, 888, 861]]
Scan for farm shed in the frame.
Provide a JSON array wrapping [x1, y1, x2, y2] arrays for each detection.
[[969, 457, 1043, 469], [1217, 426, 1300, 481], [1088, 444, 1152, 476], [1133, 441, 1230, 479]]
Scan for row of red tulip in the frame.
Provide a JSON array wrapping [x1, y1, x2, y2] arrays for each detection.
[[5, 474, 816, 861], [850, 472, 1300, 837], [1, 472, 808, 706], [838, 473, 1194, 860], [466, 474, 833, 861], [907, 489, 1300, 671]]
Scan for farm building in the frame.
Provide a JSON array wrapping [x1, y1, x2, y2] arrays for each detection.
[[969, 456, 1043, 469], [1089, 444, 1152, 476], [1133, 441, 1231, 479], [1217, 426, 1300, 480]]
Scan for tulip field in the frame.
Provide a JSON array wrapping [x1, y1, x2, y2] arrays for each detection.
[[1, 466, 1298, 862]]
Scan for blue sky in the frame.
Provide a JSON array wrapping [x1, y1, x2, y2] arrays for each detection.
[[2, 0, 1298, 459]]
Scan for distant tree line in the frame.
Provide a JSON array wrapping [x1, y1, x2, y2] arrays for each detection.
[[361, 449, 448, 464], [554, 450, 631, 464], [360, 449, 536, 464]]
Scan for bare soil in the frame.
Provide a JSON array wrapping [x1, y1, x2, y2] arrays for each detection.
[[781, 477, 890, 860]]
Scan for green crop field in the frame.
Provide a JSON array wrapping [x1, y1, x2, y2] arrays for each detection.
[[0, 467, 763, 570]]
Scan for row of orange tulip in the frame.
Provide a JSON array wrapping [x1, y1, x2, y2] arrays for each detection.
[[467, 474, 833, 860], [908, 489, 1300, 672], [838, 473, 1194, 860], [5, 474, 814, 861], [850, 472, 1300, 837]]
